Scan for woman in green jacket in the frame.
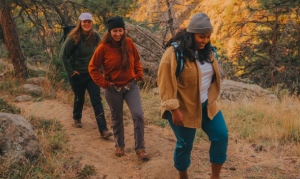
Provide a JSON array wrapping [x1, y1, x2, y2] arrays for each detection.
[[158, 13, 228, 179], [59, 12, 112, 139]]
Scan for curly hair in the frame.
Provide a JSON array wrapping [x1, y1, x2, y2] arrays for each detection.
[[164, 28, 213, 64]]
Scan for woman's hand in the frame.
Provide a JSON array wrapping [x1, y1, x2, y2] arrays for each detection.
[[135, 75, 143, 82], [171, 108, 184, 126], [71, 71, 80, 77]]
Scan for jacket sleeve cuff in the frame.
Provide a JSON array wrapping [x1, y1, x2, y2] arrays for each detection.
[[135, 74, 143, 81], [161, 99, 180, 111], [103, 81, 111, 89]]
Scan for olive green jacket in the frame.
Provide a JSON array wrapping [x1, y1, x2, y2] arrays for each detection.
[[157, 47, 221, 129], [59, 32, 101, 76]]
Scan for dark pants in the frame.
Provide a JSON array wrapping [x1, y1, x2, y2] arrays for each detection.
[[68, 72, 108, 133]]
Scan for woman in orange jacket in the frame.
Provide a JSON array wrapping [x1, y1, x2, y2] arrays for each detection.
[[88, 16, 149, 160]]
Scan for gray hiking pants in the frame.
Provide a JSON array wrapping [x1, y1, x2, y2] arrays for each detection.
[[104, 81, 145, 151]]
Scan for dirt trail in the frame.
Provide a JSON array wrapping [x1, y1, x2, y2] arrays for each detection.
[[14, 100, 300, 179], [14, 100, 178, 179]]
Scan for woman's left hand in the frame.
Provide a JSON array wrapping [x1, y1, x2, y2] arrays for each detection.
[[171, 108, 184, 126]]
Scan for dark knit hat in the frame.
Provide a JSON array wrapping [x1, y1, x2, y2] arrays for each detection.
[[187, 13, 213, 34], [107, 16, 125, 31]]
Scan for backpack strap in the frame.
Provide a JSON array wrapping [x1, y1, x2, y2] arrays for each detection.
[[210, 44, 219, 61], [170, 42, 185, 77]]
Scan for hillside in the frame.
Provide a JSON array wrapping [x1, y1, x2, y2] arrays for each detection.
[[0, 60, 300, 178]]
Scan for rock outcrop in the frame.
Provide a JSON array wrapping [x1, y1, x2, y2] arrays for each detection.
[[220, 80, 278, 101], [152, 80, 278, 101], [0, 112, 40, 160], [125, 22, 165, 81]]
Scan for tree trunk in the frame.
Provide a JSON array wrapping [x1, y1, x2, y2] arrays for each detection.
[[269, 9, 279, 85], [297, 8, 300, 62], [0, 23, 4, 43], [165, 0, 175, 37], [0, 1, 29, 78]]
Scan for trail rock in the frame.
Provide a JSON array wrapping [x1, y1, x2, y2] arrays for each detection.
[[220, 80, 278, 101], [26, 77, 51, 87], [229, 167, 237, 171], [14, 95, 32, 102], [152, 87, 159, 95], [0, 112, 40, 160], [25, 77, 56, 97], [1, 95, 9, 99], [22, 84, 44, 96]]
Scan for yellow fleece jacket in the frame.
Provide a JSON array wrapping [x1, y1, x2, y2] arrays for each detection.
[[157, 46, 221, 129]]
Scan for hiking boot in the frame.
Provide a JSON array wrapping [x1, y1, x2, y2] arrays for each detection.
[[100, 130, 113, 139], [115, 147, 125, 157], [136, 150, 149, 160], [74, 119, 82, 128]]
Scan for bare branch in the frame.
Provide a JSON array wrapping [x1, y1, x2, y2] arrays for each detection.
[[138, 20, 168, 26]]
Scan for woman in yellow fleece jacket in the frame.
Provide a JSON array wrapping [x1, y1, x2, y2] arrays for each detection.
[[158, 13, 228, 179]]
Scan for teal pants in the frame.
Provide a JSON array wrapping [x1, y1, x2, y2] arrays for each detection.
[[166, 101, 228, 171]]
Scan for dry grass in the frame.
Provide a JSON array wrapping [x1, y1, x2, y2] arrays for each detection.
[[222, 96, 300, 144], [139, 89, 300, 146], [0, 99, 95, 179]]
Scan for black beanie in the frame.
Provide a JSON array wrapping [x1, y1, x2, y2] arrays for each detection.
[[107, 16, 125, 31]]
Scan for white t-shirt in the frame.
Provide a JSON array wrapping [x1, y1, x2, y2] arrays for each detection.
[[197, 61, 214, 103]]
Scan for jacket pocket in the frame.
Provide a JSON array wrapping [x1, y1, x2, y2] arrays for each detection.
[[178, 69, 197, 88]]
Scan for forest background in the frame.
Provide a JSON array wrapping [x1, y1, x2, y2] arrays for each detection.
[[1, 0, 300, 93]]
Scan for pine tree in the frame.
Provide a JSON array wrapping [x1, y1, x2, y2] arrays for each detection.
[[233, 0, 300, 91]]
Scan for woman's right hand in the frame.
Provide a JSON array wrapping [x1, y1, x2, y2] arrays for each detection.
[[71, 71, 80, 77], [171, 108, 184, 126]]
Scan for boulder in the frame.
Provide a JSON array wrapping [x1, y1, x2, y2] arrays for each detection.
[[220, 80, 278, 101], [0, 112, 40, 160], [22, 77, 55, 97], [22, 84, 44, 96], [26, 77, 51, 87], [125, 22, 165, 81], [14, 95, 32, 102]]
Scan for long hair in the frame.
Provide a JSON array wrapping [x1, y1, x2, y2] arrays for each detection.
[[67, 20, 96, 46], [101, 30, 130, 70], [164, 28, 213, 64]]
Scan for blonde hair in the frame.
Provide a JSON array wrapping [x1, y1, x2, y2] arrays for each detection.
[[67, 20, 96, 46]]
